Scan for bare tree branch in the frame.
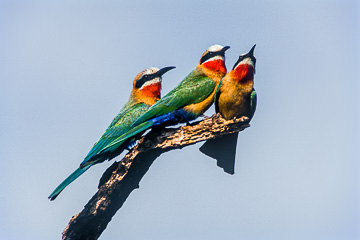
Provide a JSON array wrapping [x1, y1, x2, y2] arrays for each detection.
[[62, 114, 250, 240]]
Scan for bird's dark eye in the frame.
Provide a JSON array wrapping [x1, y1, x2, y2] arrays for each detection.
[[135, 74, 154, 88], [200, 51, 218, 64], [232, 56, 245, 70]]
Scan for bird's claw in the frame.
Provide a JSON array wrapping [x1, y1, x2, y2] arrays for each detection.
[[212, 112, 221, 118]]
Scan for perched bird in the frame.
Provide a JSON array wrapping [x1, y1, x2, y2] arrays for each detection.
[[216, 44, 257, 120], [48, 66, 175, 200], [200, 45, 257, 174], [102, 44, 230, 151]]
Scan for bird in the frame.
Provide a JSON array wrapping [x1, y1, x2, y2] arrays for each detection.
[[200, 45, 257, 174], [48, 66, 175, 200], [215, 44, 257, 120], [102, 44, 230, 152]]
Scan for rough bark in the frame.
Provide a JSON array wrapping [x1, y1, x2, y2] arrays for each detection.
[[62, 114, 250, 240]]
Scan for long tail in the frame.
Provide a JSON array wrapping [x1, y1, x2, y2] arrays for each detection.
[[48, 164, 92, 200], [199, 132, 238, 174]]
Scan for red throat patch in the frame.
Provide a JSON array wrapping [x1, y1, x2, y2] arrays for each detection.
[[203, 59, 227, 75], [233, 64, 254, 83], [139, 82, 161, 98]]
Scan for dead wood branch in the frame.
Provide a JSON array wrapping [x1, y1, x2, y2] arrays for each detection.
[[62, 114, 250, 240]]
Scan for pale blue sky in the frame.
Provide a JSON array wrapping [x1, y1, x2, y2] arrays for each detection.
[[0, 0, 359, 239]]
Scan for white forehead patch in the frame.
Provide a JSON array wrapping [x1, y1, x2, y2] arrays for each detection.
[[207, 44, 224, 52], [142, 67, 159, 75]]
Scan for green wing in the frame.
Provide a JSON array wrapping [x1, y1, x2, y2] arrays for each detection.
[[102, 99, 137, 131], [81, 102, 150, 166], [249, 88, 257, 120], [101, 73, 217, 153], [132, 72, 216, 126]]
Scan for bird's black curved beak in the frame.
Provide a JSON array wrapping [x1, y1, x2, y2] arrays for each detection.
[[248, 44, 256, 57], [157, 66, 176, 77], [220, 46, 231, 54], [232, 44, 257, 70]]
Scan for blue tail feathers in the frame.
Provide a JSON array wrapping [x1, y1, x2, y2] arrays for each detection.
[[150, 109, 196, 127], [101, 109, 197, 153]]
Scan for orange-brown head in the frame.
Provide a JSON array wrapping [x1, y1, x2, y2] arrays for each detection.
[[132, 66, 175, 105], [198, 44, 230, 80], [230, 44, 256, 83]]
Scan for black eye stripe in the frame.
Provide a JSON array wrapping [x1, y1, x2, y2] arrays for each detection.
[[232, 55, 256, 70], [200, 51, 223, 64], [135, 73, 158, 88], [232, 55, 245, 69]]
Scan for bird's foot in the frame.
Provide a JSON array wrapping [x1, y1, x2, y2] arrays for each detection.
[[212, 112, 221, 118]]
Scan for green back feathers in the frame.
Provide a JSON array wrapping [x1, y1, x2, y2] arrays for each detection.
[[81, 102, 150, 166], [132, 73, 216, 127], [101, 74, 218, 153]]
